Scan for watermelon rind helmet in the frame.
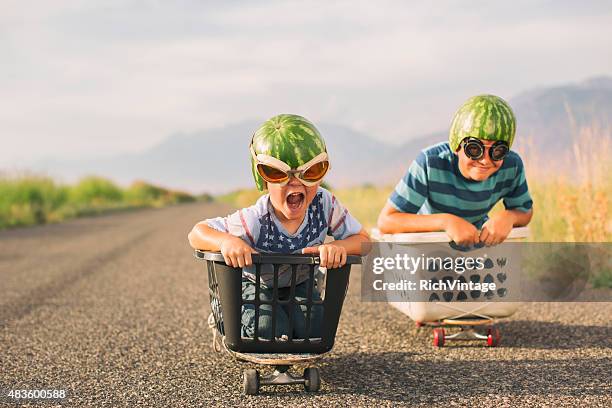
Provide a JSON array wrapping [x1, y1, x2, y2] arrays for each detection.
[[449, 95, 517, 152], [250, 114, 328, 191]]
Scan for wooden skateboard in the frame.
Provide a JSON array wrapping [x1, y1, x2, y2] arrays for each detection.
[[226, 345, 327, 365], [219, 334, 324, 395]]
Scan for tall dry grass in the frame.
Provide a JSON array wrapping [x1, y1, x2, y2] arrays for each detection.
[[517, 125, 611, 243]]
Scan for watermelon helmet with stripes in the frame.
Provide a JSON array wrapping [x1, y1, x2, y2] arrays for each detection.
[[449, 95, 517, 152], [250, 114, 328, 191]]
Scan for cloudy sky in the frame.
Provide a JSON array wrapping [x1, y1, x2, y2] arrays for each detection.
[[1, 0, 611, 167]]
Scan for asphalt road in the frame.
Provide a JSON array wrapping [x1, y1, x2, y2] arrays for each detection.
[[0, 202, 610, 407]]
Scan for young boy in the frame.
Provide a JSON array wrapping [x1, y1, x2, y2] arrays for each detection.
[[188, 114, 369, 340], [377, 95, 533, 247]]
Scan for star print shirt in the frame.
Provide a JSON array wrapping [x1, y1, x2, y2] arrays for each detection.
[[205, 187, 362, 287]]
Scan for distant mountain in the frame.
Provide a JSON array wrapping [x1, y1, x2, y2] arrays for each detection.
[[511, 75, 612, 154], [37, 121, 398, 193], [36, 76, 612, 193]]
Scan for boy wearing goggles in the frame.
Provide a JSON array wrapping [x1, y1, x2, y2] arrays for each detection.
[[189, 114, 368, 339], [378, 95, 533, 247]]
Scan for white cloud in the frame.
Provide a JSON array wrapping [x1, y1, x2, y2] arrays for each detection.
[[1, 0, 611, 165]]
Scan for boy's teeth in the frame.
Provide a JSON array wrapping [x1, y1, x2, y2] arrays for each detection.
[[287, 192, 304, 205]]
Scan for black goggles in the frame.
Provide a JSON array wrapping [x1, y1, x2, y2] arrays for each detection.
[[461, 137, 509, 161]]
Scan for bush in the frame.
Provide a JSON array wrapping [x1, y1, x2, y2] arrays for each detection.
[[125, 180, 166, 206], [0, 176, 68, 228], [0, 174, 200, 230], [70, 176, 123, 207]]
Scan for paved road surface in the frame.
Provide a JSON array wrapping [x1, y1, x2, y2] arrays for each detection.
[[1, 202, 610, 407]]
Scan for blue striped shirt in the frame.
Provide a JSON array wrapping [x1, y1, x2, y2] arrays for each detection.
[[389, 142, 533, 228]]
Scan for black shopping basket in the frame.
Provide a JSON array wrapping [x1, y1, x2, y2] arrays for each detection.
[[195, 250, 361, 354]]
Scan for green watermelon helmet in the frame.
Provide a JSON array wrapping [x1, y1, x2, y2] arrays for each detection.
[[449, 95, 516, 152], [250, 114, 328, 191]]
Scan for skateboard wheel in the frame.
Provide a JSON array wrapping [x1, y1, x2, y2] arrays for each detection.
[[303, 367, 321, 392], [433, 328, 445, 347], [243, 369, 259, 395], [486, 327, 501, 347]]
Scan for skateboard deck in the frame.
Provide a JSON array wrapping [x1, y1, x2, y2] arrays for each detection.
[[441, 317, 494, 326], [223, 342, 326, 365]]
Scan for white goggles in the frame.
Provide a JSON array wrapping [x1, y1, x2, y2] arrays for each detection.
[[250, 144, 330, 187]]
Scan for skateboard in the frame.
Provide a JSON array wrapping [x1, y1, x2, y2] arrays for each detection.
[[415, 316, 502, 347], [225, 342, 325, 395], [209, 313, 324, 395]]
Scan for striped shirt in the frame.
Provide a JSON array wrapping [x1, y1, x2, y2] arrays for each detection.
[[389, 142, 533, 228]]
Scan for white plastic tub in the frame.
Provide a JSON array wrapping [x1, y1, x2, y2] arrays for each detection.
[[371, 227, 529, 322]]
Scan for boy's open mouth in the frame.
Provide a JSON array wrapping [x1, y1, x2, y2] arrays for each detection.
[[286, 192, 305, 210]]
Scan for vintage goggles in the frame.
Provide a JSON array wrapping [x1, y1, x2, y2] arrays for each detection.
[[461, 137, 509, 161], [249, 144, 330, 187]]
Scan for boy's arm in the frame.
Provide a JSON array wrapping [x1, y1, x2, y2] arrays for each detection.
[[303, 190, 371, 268], [481, 154, 534, 245], [378, 202, 448, 233], [188, 221, 230, 251], [327, 228, 370, 255], [505, 208, 533, 227], [188, 222, 257, 267], [302, 228, 370, 269], [378, 151, 442, 234], [377, 202, 481, 246]]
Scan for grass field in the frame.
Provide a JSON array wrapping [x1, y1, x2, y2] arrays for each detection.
[[0, 174, 201, 230]]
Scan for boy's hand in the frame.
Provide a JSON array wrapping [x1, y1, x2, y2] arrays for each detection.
[[443, 215, 480, 247], [302, 244, 347, 269], [480, 214, 514, 246], [220, 236, 257, 268]]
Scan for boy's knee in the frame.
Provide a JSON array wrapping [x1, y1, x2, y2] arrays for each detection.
[[241, 304, 290, 340], [292, 304, 324, 339]]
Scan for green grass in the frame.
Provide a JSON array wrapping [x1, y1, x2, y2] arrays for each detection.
[[0, 175, 197, 230], [217, 189, 265, 209], [334, 184, 393, 230]]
